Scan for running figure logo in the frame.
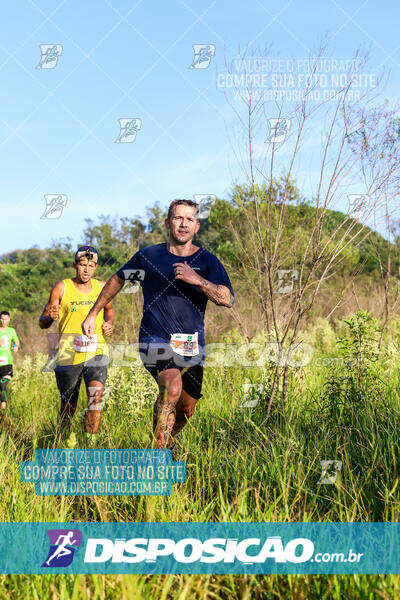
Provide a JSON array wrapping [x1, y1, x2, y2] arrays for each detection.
[[36, 45, 63, 69], [193, 194, 216, 219], [42, 529, 82, 567], [121, 268, 145, 293], [239, 384, 265, 408], [41, 194, 67, 220], [188, 44, 216, 69], [114, 119, 142, 143], [317, 460, 342, 485], [265, 119, 291, 144], [347, 194, 370, 219], [275, 269, 298, 294]]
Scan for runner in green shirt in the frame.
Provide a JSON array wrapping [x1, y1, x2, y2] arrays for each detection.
[[0, 311, 20, 409]]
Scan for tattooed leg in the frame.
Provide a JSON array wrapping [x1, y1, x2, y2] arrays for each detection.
[[153, 369, 182, 449]]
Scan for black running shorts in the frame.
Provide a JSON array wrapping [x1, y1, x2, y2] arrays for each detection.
[[54, 355, 108, 404], [141, 354, 203, 400], [0, 365, 13, 379]]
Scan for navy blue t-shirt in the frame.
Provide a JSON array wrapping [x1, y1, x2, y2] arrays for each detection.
[[116, 243, 234, 358]]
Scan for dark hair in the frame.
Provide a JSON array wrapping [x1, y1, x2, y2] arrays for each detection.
[[0, 311, 10, 317], [167, 199, 199, 221]]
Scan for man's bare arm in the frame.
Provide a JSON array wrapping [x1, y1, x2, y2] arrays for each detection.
[[39, 281, 64, 329], [89, 274, 124, 318], [196, 277, 234, 307], [99, 281, 115, 325], [173, 261, 234, 307], [82, 274, 124, 339], [100, 280, 115, 336], [104, 303, 115, 323]]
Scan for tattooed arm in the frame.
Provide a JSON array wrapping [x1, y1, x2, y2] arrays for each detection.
[[196, 277, 234, 307], [173, 261, 234, 307]]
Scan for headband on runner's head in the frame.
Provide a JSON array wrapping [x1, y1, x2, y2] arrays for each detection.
[[75, 245, 98, 263]]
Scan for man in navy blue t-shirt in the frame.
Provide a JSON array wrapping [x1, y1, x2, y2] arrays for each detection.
[[82, 199, 234, 452]]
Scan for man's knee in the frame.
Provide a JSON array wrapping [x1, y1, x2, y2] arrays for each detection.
[[158, 371, 182, 400], [86, 383, 104, 411]]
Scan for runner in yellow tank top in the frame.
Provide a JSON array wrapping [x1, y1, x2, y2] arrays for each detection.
[[39, 246, 115, 444], [57, 277, 107, 366]]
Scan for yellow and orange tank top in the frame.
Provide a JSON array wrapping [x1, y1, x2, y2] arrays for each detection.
[[57, 278, 108, 366]]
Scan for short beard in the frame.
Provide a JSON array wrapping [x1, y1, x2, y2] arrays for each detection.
[[169, 230, 193, 245]]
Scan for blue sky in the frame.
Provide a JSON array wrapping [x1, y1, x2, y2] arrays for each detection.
[[1, 0, 399, 253]]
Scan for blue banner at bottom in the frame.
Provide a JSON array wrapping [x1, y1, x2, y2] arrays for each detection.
[[0, 522, 398, 574]]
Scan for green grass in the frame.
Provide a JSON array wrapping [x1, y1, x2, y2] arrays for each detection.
[[2, 312, 400, 599]]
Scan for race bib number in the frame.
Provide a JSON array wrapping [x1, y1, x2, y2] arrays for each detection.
[[169, 332, 199, 357], [0, 356, 8, 365], [73, 334, 97, 353]]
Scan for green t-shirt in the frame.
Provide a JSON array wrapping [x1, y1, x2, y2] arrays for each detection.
[[0, 327, 18, 365]]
